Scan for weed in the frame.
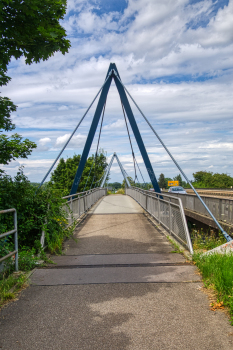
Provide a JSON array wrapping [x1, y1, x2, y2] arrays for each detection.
[[193, 252, 233, 324], [0, 272, 27, 308], [191, 228, 226, 251], [166, 236, 183, 254]]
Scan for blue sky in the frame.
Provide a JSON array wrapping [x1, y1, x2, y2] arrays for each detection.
[[1, 0, 233, 184]]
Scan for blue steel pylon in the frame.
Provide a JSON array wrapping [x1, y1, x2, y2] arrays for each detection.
[[70, 63, 161, 195]]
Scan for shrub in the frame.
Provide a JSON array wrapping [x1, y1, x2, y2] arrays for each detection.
[[116, 188, 125, 194], [0, 168, 73, 255]]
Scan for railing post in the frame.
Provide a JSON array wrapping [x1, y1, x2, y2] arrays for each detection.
[[70, 197, 73, 213], [14, 210, 18, 272], [169, 199, 171, 234], [158, 199, 160, 225]]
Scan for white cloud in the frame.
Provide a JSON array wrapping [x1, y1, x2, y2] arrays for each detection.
[[39, 137, 51, 146], [2, 0, 233, 182], [55, 133, 86, 148]]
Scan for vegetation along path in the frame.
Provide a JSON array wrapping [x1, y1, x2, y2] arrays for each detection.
[[0, 195, 233, 349]]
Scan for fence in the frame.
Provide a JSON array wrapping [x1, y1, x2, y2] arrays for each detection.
[[62, 187, 107, 226], [0, 209, 18, 271], [163, 192, 233, 226], [126, 187, 193, 253]]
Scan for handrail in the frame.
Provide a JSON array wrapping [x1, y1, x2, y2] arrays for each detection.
[[126, 187, 193, 253], [0, 209, 18, 271], [62, 187, 107, 227]]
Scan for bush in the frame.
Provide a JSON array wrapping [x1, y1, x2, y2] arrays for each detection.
[[116, 188, 125, 194], [0, 168, 73, 255]]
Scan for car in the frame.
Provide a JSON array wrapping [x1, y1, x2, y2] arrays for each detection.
[[168, 186, 187, 194]]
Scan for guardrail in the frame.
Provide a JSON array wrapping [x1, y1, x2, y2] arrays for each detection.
[[0, 209, 18, 271], [126, 187, 193, 253], [163, 192, 233, 226], [62, 187, 107, 226]]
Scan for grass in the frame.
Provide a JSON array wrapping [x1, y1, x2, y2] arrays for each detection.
[[190, 228, 233, 324], [0, 272, 28, 308], [166, 236, 184, 254], [0, 247, 48, 309], [193, 252, 233, 324]]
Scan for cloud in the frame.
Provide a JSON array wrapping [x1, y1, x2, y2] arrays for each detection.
[[55, 133, 86, 149], [39, 137, 51, 146], [2, 0, 233, 183]]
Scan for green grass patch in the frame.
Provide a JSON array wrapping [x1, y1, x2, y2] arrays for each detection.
[[0, 272, 28, 308], [193, 252, 233, 324]]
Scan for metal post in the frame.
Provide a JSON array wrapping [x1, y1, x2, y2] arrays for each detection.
[[112, 66, 161, 194], [14, 210, 18, 272], [158, 200, 161, 225], [169, 200, 171, 234]]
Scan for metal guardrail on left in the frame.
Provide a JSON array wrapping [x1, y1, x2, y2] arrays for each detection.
[[62, 187, 107, 226], [126, 187, 193, 254], [0, 209, 18, 271]]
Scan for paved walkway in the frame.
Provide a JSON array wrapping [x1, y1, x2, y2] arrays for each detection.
[[0, 195, 232, 349]]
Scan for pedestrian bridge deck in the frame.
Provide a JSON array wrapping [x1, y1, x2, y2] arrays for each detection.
[[1, 194, 232, 350]]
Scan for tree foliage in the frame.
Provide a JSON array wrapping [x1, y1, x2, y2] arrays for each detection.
[[192, 171, 233, 188], [173, 174, 186, 188], [0, 0, 70, 170], [121, 176, 135, 189], [158, 173, 166, 189], [0, 0, 70, 85], [50, 152, 108, 195]]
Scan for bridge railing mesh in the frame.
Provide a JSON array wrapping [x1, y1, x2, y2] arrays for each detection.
[[62, 188, 107, 226], [126, 187, 193, 253]]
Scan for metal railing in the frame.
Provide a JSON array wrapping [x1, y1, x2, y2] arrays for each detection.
[[62, 187, 107, 226], [163, 192, 233, 226], [126, 187, 193, 254], [0, 209, 18, 271]]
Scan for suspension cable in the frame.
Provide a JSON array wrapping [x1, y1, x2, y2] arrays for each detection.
[[35, 74, 112, 193], [90, 101, 106, 189], [121, 101, 137, 183], [114, 72, 232, 242], [135, 157, 146, 186]]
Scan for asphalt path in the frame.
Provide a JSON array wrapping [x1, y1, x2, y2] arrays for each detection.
[[0, 195, 232, 349]]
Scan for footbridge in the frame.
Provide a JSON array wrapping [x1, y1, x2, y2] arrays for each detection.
[[2, 191, 233, 350], [1, 63, 233, 349]]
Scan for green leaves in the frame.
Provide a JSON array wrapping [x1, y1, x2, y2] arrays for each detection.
[[0, 96, 16, 131], [192, 171, 233, 188], [0, 0, 71, 172], [0, 0, 71, 71], [0, 133, 37, 165], [50, 152, 108, 195], [0, 168, 72, 253]]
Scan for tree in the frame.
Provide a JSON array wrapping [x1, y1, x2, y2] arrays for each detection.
[[51, 152, 108, 195], [0, 0, 70, 170], [192, 171, 233, 188], [121, 176, 135, 189], [158, 173, 166, 189], [173, 174, 186, 188]]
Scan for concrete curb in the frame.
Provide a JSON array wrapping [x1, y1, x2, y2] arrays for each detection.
[[203, 240, 233, 255]]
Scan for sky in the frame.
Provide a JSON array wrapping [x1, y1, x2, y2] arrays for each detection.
[[1, 0, 233, 185]]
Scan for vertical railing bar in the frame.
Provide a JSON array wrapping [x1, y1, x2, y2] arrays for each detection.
[[14, 210, 18, 271]]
